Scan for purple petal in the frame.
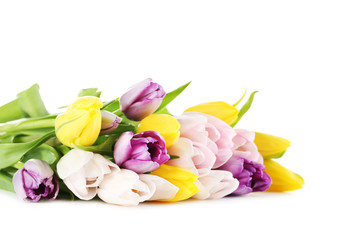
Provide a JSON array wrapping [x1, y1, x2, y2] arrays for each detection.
[[120, 78, 153, 112], [114, 131, 134, 166], [122, 160, 159, 174], [12, 169, 27, 200]]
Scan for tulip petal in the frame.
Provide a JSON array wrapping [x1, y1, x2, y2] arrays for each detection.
[[114, 132, 134, 166], [140, 174, 179, 201]]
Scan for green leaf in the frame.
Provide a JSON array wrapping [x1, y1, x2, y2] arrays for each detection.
[[22, 144, 60, 165], [231, 91, 258, 127], [17, 84, 49, 118], [169, 155, 180, 160], [78, 88, 101, 98], [0, 84, 49, 123], [75, 134, 119, 156], [0, 99, 24, 123], [0, 171, 15, 192], [155, 81, 191, 113], [0, 115, 56, 133], [154, 107, 173, 116], [102, 98, 120, 112], [0, 131, 55, 169]]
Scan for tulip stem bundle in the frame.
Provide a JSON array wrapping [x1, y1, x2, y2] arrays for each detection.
[[0, 79, 304, 206]]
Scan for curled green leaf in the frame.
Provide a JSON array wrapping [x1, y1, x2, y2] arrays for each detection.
[[231, 91, 258, 127]]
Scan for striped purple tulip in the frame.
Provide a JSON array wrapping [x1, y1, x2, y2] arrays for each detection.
[[12, 159, 59, 202]]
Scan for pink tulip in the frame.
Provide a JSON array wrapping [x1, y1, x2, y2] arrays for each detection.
[[232, 129, 263, 164], [176, 112, 236, 171]]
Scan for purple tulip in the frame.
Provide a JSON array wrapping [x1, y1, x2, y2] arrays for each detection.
[[120, 78, 166, 121], [12, 159, 59, 202], [217, 153, 271, 195], [114, 131, 170, 174]]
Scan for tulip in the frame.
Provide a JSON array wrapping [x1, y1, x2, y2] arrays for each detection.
[[139, 174, 179, 201], [166, 137, 199, 175], [114, 131, 170, 174], [12, 159, 59, 202], [217, 153, 271, 195], [233, 129, 263, 164], [176, 112, 236, 169], [264, 159, 304, 192], [97, 169, 152, 206], [151, 164, 199, 202], [56, 149, 119, 200], [100, 110, 122, 134], [254, 132, 291, 159], [55, 96, 103, 147], [185, 101, 239, 125], [137, 114, 180, 148], [193, 170, 239, 200], [120, 78, 166, 121]]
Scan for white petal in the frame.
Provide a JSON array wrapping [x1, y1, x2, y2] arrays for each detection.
[[57, 149, 93, 179], [193, 170, 239, 200], [167, 137, 198, 175], [139, 174, 179, 201], [98, 169, 149, 206]]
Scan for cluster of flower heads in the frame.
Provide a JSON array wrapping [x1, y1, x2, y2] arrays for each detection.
[[0, 79, 304, 206]]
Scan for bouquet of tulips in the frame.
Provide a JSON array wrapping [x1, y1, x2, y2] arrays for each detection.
[[0, 79, 304, 205]]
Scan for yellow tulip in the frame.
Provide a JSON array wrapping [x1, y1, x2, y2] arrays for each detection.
[[264, 159, 304, 192], [184, 101, 239, 125], [151, 164, 199, 202], [137, 114, 180, 148], [254, 132, 291, 159], [55, 96, 103, 147], [184, 89, 247, 126]]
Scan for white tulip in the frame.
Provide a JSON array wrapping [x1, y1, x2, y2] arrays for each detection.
[[57, 149, 119, 200], [193, 170, 239, 200], [98, 169, 151, 206], [139, 174, 179, 201]]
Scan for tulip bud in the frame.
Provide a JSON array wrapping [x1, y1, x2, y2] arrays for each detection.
[[12, 159, 59, 202], [120, 78, 166, 121], [264, 159, 304, 192], [97, 169, 152, 206], [55, 96, 103, 147], [113, 131, 170, 174], [185, 101, 239, 125], [193, 170, 239, 200], [151, 164, 199, 202], [100, 110, 122, 134], [137, 114, 180, 148], [56, 149, 119, 200], [254, 132, 291, 159], [217, 154, 271, 195]]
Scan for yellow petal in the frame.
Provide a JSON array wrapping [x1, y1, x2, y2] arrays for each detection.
[[151, 164, 199, 202], [67, 96, 103, 111], [75, 109, 102, 146], [55, 96, 103, 147], [185, 101, 239, 125], [264, 159, 304, 192], [254, 132, 291, 159], [137, 114, 180, 148], [55, 109, 90, 147]]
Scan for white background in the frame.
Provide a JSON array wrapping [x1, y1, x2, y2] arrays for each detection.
[[0, 1, 359, 239]]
